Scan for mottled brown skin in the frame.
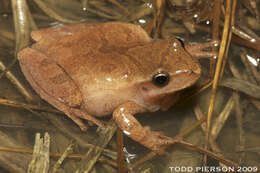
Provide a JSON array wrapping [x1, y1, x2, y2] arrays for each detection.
[[18, 22, 201, 152]]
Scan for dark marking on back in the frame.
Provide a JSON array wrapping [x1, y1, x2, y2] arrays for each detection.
[[50, 73, 69, 85], [40, 58, 52, 66]]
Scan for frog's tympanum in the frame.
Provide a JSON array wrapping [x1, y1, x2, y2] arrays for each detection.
[[18, 22, 201, 152]]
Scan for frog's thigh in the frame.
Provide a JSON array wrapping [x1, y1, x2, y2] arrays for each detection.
[[18, 48, 82, 107], [18, 48, 90, 130]]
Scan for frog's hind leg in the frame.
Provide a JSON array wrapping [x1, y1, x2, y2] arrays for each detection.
[[18, 48, 104, 131]]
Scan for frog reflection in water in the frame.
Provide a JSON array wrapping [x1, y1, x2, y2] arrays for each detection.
[[18, 22, 214, 152]]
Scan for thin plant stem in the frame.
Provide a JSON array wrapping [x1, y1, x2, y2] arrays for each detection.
[[205, 0, 232, 164]]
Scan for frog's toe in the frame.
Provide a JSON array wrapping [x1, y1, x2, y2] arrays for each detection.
[[66, 113, 88, 131], [150, 131, 166, 137], [77, 122, 88, 131], [70, 108, 105, 128], [142, 131, 173, 153], [143, 126, 175, 144], [150, 139, 174, 154], [87, 121, 94, 126], [153, 136, 183, 154], [153, 133, 175, 145]]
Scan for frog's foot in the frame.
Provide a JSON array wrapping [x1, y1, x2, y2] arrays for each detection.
[[62, 107, 105, 131], [185, 40, 219, 59], [69, 108, 105, 128], [63, 111, 88, 131], [141, 126, 178, 154], [113, 101, 178, 154]]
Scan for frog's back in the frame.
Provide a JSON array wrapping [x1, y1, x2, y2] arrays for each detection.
[[31, 22, 151, 53], [31, 22, 151, 90]]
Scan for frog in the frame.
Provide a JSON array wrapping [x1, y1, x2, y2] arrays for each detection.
[[18, 22, 202, 152]]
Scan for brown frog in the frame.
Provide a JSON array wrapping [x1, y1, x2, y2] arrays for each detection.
[[18, 22, 202, 152]]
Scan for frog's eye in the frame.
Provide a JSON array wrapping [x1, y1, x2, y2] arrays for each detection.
[[152, 71, 170, 87], [176, 37, 185, 48]]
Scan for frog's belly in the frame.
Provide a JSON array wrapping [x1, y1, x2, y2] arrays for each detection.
[[81, 92, 125, 117]]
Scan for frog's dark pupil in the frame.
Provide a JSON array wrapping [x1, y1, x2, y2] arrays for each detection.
[[152, 71, 170, 87], [176, 37, 185, 48], [155, 76, 167, 84]]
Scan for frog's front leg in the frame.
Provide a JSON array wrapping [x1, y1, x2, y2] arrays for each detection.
[[18, 48, 104, 131], [113, 101, 176, 153]]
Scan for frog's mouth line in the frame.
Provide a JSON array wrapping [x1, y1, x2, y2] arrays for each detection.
[[163, 71, 201, 94], [136, 71, 200, 111]]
